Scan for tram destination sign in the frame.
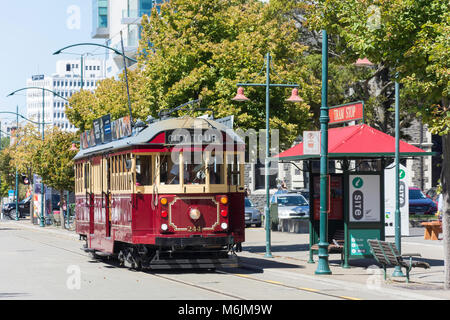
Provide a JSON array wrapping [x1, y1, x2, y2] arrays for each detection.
[[329, 101, 364, 125], [166, 129, 221, 145]]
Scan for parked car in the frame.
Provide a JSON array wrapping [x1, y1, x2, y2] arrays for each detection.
[[271, 193, 309, 219], [409, 187, 437, 215], [2, 196, 31, 219], [245, 198, 262, 227], [292, 189, 310, 204]]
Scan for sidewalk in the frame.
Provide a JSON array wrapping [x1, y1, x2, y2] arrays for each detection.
[[3, 218, 450, 299], [239, 227, 450, 299]]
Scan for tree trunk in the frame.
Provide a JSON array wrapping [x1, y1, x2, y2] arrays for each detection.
[[442, 133, 450, 289]]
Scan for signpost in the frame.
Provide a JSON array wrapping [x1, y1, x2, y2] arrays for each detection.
[[303, 131, 321, 155], [385, 164, 410, 236], [349, 175, 381, 222], [329, 101, 364, 125]]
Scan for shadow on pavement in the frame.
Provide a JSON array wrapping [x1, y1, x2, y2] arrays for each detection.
[[242, 243, 310, 254]]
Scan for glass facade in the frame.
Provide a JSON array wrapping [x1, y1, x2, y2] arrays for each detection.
[[92, 0, 109, 38]]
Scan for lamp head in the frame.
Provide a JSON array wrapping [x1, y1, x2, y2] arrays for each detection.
[[354, 58, 374, 67], [70, 143, 78, 152], [286, 88, 303, 103], [232, 87, 250, 102]]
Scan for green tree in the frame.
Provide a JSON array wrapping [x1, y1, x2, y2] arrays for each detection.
[[33, 128, 77, 224], [67, 0, 325, 149]]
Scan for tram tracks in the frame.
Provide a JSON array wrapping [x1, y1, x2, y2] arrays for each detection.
[[10, 227, 354, 300]]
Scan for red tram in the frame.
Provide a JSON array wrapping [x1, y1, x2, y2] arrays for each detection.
[[74, 117, 245, 269]]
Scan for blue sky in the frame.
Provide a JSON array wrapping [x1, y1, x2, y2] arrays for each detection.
[[0, 0, 103, 121]]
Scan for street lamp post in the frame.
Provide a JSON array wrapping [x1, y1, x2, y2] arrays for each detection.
[[315, 29, 332, 275], [392, 77, 405, 277], [232, 52, 303, 258], [7, 87, 69, 227], [14, 105, 19, 221], [54, 42, 137, 125]]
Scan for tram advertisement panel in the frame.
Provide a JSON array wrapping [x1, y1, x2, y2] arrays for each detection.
[[313, 175, 343, 220], [349, 174, 380, 222]]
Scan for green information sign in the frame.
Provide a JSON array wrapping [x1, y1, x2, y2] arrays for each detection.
[[349, 229, 381, 257]]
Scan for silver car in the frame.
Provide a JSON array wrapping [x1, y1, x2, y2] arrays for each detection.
[[245, 198, 262, 227], [271, 193, 309, 219]]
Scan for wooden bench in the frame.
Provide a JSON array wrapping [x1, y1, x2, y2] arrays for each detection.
[[421, 221, 442, 240], [310, 229, 345, 263], [367, 239, 430, 283]]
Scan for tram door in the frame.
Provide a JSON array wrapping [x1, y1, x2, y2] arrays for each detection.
[[86, 161, 95, 235], [104, 157, 112, 238]]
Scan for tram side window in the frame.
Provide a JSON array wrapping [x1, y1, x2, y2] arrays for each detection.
[[84, 163, 90, 190], [160, 154, 179, 185], [209, 152, 224, 185], [184, 151, 206, 185], [227, 154, 241, 186], [136, 155, 152, 186]]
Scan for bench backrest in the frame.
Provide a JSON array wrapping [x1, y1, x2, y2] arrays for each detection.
[[367, 239, 400, 266]]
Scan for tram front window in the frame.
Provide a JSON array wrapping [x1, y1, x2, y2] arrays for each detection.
[[136, 155, 152, 186], [160, 155, 179, 185], [184, 152, 206, 184], [209, 153, 224, 184]]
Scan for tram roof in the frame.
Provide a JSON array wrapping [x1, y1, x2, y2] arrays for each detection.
[[74, 117, 244, 160]]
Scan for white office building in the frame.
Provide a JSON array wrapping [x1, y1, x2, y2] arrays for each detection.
[[92, 0, 166, 77], [26, 59, 105, 132]]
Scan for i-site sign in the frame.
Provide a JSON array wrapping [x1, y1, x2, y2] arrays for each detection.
[[329, 101, 364, 125]]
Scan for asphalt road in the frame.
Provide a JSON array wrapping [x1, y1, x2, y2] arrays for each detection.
[[0, 221, 443, 301]]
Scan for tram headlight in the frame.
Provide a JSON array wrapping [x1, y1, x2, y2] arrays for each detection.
[[161, 223, 168, 231], [220, 210, 228, 218], [161, 210, 168, 218], [189, 208, 201, 220], [160, 197, 168, 205], [220, 222, 228, 230]]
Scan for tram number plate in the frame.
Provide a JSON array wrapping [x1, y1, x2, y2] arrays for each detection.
[[187, 226, 202, 232]]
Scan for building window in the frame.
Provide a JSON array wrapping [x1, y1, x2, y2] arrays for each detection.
[[66, 64, 71, 72]]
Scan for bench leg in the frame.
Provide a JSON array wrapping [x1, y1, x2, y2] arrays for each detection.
[[431, 227, 439, 240], [424, 227, 432, 240], [405, 267, 410, 284]]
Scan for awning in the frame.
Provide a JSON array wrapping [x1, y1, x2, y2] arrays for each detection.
[[276, 124, 435, 161]]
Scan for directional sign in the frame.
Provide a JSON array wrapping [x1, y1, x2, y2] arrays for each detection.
[[329, 101, 364, 125], [303, 131, 320, 155]]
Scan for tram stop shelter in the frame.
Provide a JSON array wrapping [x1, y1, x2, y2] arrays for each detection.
[[275, 124, 434, 268]]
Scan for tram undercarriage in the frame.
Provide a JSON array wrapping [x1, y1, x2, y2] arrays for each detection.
[[83, 239, 241, 270]]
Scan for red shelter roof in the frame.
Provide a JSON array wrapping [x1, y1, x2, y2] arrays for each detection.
[[276, 124, 432, 160]]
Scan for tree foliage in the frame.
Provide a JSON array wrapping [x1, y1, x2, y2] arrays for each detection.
[[32, 128, 77, 193]]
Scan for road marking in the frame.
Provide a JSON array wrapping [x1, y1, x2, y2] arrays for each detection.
[[339, 296, 362, 300], [298, 287, 319, 292], [265, 280, 283, 285]]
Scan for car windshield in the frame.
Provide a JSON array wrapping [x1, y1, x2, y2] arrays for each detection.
[[277, 195, 308, 207], [19, 196, 30, 204], [245, 198, 254, 207], [409, 189, 426, 200]]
